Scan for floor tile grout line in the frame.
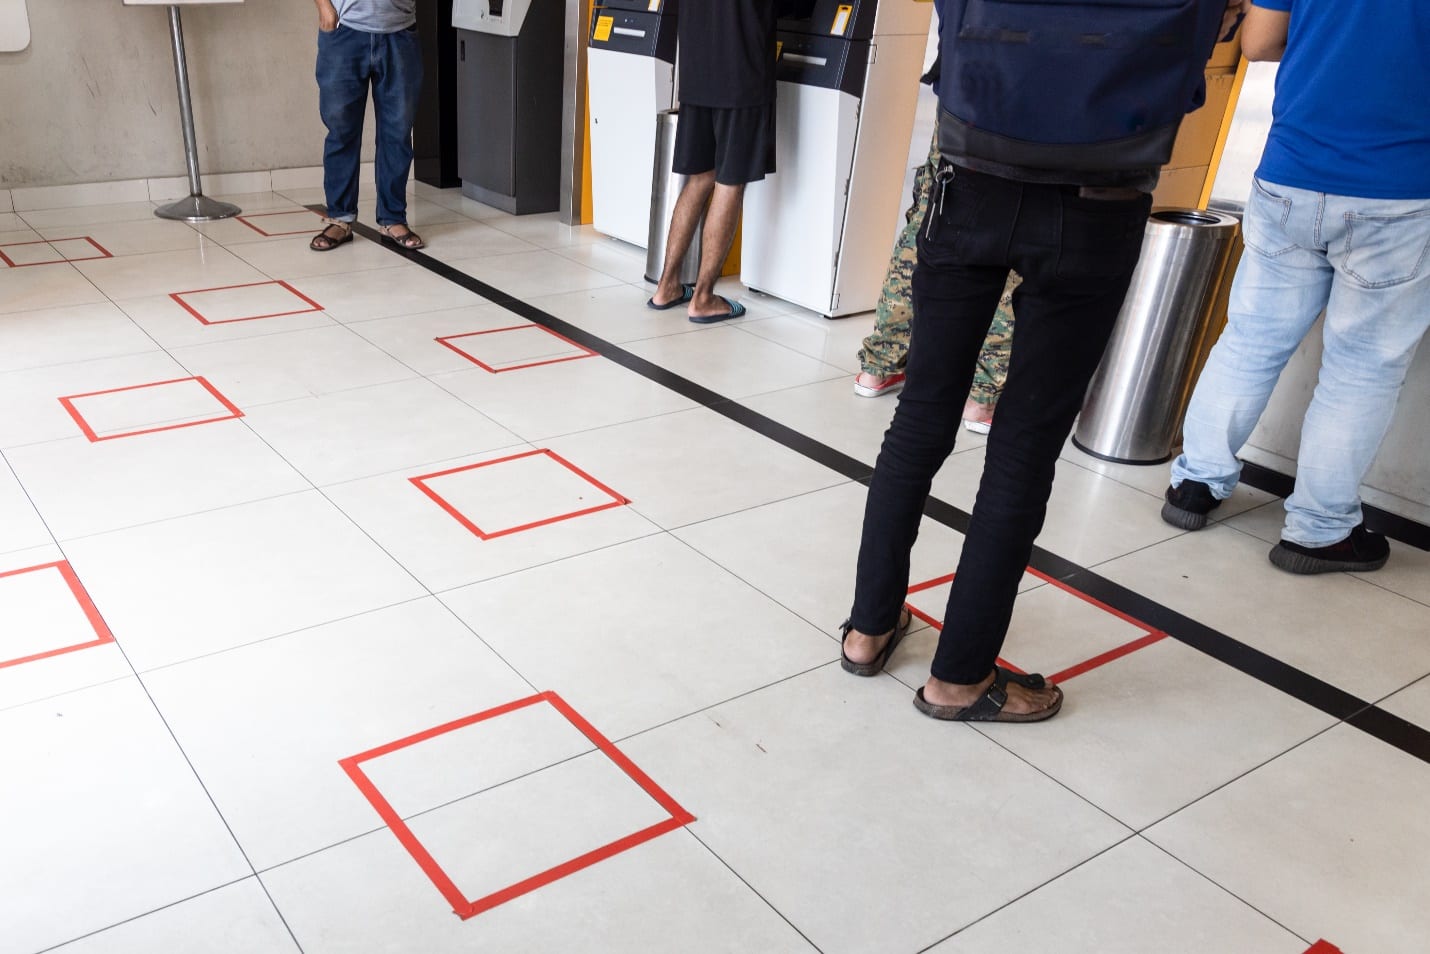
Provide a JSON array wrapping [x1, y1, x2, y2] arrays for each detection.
[[660, 516, 868, 647], [683, 827, 826, 953], [1133, 719, 1342, 837], [1135, 832, 1316, 947], [416, 362, 713, 450], [1370, 671, 1430, 709], [1352, 573, 1430, 611], [44, 486, 317, 548], [131, 593, 434, 679], [913, 830, 1144, 953], [30, 875, 265, 954]]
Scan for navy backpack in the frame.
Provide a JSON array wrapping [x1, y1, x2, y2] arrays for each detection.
[[937, 0, 1228, 173]]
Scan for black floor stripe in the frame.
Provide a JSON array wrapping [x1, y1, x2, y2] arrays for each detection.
[[343, 216, 1430, 764]]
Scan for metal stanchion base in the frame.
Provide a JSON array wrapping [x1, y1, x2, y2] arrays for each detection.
[[154, 194, 241, 222]]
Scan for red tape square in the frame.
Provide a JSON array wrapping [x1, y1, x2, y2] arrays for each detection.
[[409, 448, 629, 540], [58, 375, 244, 442], [0, 236, 112, 268], [906, 566, 1167, 684], [0, 562, 115, 670], [170, 280, 323, 325], [436, 326, 597, 373], [339, 691, 694, 919]]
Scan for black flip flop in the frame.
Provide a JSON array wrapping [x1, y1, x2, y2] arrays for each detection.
[[646, 284, 694, 311], [688, 296, 746, 324], [912, 667, 1063, 723], [839, 607, 912, 677]]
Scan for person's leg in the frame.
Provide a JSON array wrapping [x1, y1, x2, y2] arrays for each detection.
[[315, 26, 371, 226], [688, 182, 745, 318], [370, 26, 424, 231], [962, 271, 1020, 427], [653, 173, 716, 305], [856, 136, 939, 389], [1279, 193, 1430, 548], [923, 184, 1152, 713], [845, 166, 1013, 661], [1169, 181, 1333, 499], [653, 105, 718, 307]]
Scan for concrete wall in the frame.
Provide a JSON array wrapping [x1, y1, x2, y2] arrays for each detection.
[[0, 0, 368, 189]]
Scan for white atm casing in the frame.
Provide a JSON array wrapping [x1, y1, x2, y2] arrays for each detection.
[[452, 0, 535, 36], [588, 7, 678, 248], [742, 1, 932, 318]]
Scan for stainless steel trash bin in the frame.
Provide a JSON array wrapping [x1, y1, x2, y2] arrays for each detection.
[[645, 109, 702, 286], [1073, 208, 1241, 464]]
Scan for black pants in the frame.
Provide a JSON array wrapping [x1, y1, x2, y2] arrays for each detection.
[[850, 163, 1151, 684]]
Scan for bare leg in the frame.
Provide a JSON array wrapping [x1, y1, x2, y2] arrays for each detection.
[[652, 171, 716, 307], [688, 181, 745, 319]]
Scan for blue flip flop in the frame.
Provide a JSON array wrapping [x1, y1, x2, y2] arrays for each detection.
[[646, 283, 694, 311], [689, 296, 746, 324]]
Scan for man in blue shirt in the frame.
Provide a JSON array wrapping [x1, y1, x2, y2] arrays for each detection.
[[309, 0, 426, 252], [1164, 1, 1430, 575]]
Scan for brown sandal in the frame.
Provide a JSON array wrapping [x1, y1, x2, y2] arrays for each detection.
[[913, 667, 1064, 723], [379, 223, 425, 250], [309, 220, 353, 252], [839, 606, 913, 677]]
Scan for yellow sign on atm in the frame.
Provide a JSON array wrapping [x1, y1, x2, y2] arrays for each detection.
[[648, 0, 660, 10], [832, 4, 853, 35], [594, 14, 614, 42]]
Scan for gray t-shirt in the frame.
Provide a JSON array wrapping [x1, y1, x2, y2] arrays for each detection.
[[337, 0, 416, 34]]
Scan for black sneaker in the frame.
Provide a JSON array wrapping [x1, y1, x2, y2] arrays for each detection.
[[1269, 524, 1390, 575], [1161, 480, 1221, 530]]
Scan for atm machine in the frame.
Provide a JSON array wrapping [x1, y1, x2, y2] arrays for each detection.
[[587, 1, 679, 248], [741, 0, 932, 317], [453, 0, 564, 214]]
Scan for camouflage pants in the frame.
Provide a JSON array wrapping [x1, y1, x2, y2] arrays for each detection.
[[858, 136, 1019, 407]]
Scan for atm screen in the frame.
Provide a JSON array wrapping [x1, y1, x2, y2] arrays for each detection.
[[781, 0, 819, 21]]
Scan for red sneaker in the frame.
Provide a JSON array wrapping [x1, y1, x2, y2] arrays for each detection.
[[853, 371, 906, 398]]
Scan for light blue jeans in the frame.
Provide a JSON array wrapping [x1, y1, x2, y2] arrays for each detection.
[[1171, 178, 1430, 546]]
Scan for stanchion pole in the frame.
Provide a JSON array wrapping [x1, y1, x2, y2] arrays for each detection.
[[153, 4, 241, 221]]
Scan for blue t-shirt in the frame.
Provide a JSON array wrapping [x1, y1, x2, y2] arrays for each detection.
[[1254, 0, 1430, 199], [337, 0, 416, 34]]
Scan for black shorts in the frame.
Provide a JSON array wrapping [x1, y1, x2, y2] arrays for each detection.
[[672, 104, 777, 186]]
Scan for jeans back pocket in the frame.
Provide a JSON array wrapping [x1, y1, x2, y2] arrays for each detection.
[[1343, 208, 1430, 288]]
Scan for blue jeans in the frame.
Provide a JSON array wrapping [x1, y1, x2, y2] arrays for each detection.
[[1172, 179, 1430, 546], [851, 164, 1151, 684], [315, 25, 423, 226]]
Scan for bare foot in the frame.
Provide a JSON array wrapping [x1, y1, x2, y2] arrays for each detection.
[[842, 608, 912, 665], [650, 281, 686, 308], [923, 671, 1061, 717]]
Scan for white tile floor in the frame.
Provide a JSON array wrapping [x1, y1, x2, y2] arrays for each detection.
[[1, 185, 1426, 954]]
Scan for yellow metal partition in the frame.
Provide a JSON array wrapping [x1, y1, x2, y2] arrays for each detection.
[[1151, 34, 1247, 210]]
